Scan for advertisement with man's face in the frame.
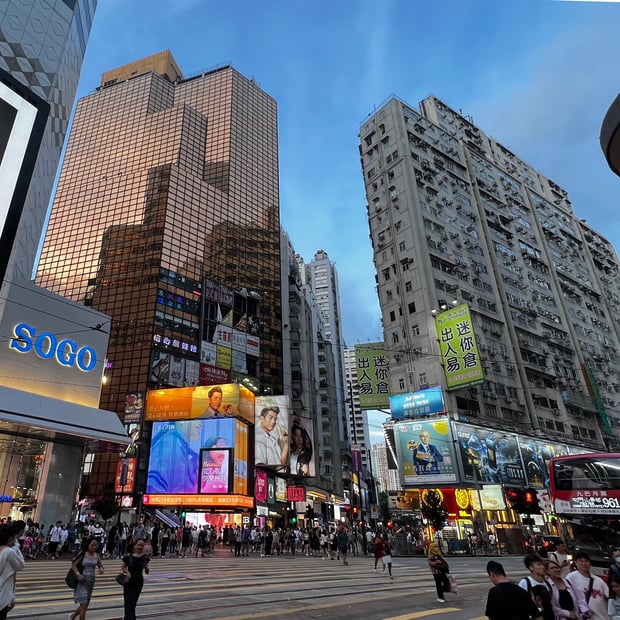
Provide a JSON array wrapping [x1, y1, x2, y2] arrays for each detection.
[[255, 395, 290, 468], [147, 417, 235, 494], [394, 418, 457, 486], [454, 424, 526, 486], [145, 383, 255, 424]]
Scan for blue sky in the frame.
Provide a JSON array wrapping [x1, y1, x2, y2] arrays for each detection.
[[77, 1, 620, 442]]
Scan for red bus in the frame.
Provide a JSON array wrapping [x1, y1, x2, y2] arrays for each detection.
[[549, 452, 620, 568]]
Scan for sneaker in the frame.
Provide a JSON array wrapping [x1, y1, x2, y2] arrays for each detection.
[[390, 576, 393, 580], [437, 598, 445, 603]]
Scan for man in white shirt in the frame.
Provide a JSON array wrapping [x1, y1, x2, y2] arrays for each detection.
[[48, 521, 63, 559], [255, 407, 288, 466], [565, 551, 608, 620]]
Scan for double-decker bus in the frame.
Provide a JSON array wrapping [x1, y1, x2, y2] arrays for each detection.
[[549, 452, 620, 568]]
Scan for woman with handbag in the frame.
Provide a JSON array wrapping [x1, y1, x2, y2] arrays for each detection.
[[69, 537, 104, 620], [120, 538, 150, 620], [428, 542, 450, 604]]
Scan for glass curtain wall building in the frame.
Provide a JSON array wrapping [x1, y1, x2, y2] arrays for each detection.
[[35, 51, 283, 491]]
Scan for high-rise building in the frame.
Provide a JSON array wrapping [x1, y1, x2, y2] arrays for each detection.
[[360, 96, 620, 450], [371, 442, 401, 493], [344, 346, 372, 473], [1, 0, 98, 280], [281, 236, 345, 499], [35, 52, 283, 488]]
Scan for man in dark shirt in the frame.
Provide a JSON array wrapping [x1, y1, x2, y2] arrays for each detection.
[[485, 560, 543, 620]]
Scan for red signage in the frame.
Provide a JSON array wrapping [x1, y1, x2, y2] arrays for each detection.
[[114, 457, 136, 493], [255, 470, 268, 502], [287, 487, 305, 502], [199, 363, 231, 385]]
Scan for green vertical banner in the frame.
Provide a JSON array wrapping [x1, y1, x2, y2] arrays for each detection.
[[354, 342, 391, 410], [435, 303, 484, 390]]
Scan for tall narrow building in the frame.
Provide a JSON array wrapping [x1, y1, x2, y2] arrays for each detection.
[[1, 0, 98, 280], [360, 96, 620, 450], [35, 52, 283, 490]]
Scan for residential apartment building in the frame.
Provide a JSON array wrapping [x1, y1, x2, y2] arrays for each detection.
[[359, 95, 620, 450], [35, 51, 283, 490], [1, 0, 98, 280], [344, 346, 372, 474], [281, 236, 346, 500], [372, 442, 401, 494]]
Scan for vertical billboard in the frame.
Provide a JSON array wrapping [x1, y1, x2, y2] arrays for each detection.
[[454, 424, 526, 487], [354, 342, 391, 409], [233, 419, 249, 494], [390, 387, 446, 420], [199, 448, 231, 493], [394, 418, 457, 486], [255, 395, 290, 468], [290, 415, 315, 477], [435, 303, 484, 390], [0, 69, 49, 286]]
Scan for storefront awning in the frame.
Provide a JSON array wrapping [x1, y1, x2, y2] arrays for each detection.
[[0, 385, 129, 445]]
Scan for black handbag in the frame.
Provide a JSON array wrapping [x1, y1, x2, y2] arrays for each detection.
[[115, 572, 129, 586], [65, 568, 78, 589], [65, 552, 84, 589]]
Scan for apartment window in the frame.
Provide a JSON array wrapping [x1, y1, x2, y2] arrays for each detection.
[[411, 324, 420, 335], [389, 310, 396, 322], [392, 332, 399, 344], [408, 302, 416, 314], [399, 378, 405, 390], [405, 281, 412, 292], [402, 262, 410, 271], [399, 241, 406, 251]]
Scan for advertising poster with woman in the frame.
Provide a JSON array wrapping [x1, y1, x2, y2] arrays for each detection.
[[290, 416, 315, 477], [394, 419, 457, 486]]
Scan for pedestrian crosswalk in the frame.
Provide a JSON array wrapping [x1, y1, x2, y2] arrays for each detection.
[[12, 551, 489, 619]]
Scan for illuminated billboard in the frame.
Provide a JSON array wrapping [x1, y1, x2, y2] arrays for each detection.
[[290, 415, 315, 477], [255, 395, 291, 468], [390, 387, 446, 420], [434, 303, 483, 390], [394, 418, 457, 486], [146, 417, 249, 495], [354, 342, 390, 409], [145, 382, 255, 424], [0, 69, 49, 286]]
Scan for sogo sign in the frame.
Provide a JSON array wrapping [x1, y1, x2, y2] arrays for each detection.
[[9, 323, 97, 372]]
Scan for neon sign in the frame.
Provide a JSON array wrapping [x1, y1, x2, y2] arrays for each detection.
[[9, 323, 97, 372]]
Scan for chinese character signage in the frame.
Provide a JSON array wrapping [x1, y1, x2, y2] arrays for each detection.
[[390, 387, 446, 420], [287, 486, 306, 502], [114, 457, 137, 493], [255, 470, 267, 502], [393, 418, 457, 486], [354, 342, 391, 409], [435, 304, 484, 390]]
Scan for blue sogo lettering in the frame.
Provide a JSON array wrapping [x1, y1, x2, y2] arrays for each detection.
[[9, 322, 97, 372]]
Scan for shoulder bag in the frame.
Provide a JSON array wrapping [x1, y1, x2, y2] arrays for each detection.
[[65, 552, 84, 589]]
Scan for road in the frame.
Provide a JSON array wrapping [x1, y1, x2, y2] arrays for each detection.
[[10, 549, 528, 619]]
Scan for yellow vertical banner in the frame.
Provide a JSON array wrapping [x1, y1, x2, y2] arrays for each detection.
[[435, 303, 484, 390]]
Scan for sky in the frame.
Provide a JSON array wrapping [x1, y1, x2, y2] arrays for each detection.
[[76, 0, 620, 443]]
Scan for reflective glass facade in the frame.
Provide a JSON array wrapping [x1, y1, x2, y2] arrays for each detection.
[[36, 57, 283, 437]]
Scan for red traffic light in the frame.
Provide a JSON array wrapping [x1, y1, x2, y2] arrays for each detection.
[[524, 491, 536, 505]]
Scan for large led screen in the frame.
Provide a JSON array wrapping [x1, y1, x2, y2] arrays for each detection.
[[0, 70, 49, 285], [199, 448, 231, 494], [147, 417, 248, 494], [145, 382, 255, 424], [394, 418, 457, 486]]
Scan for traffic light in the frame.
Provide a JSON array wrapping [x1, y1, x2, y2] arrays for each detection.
[[305, 505, 315, 520], [523, 488, 541, 514], [505, 488, 526, 513], [181, 509, 187, 520], [288, 508, 297, 525], [352, 506, 359, 520]]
